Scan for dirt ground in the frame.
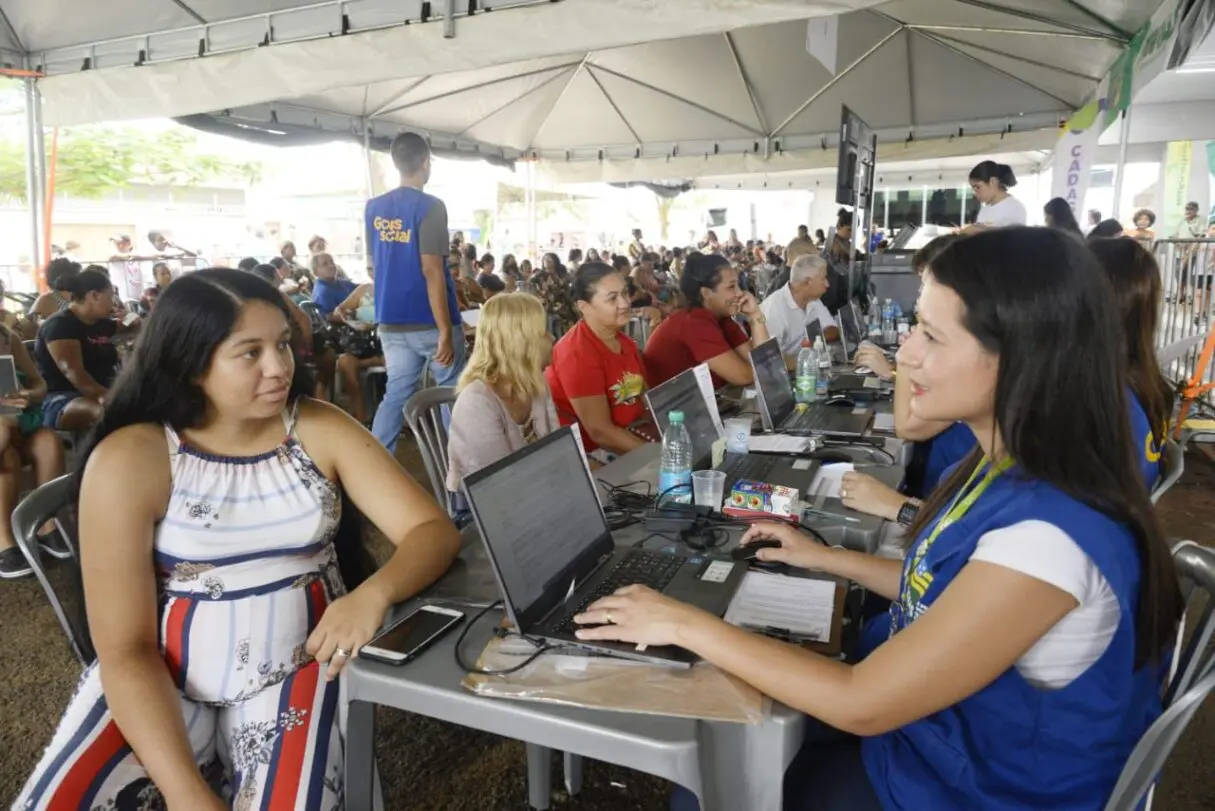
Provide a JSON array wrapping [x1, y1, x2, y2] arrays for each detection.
[[1, 439, 1212, 810]]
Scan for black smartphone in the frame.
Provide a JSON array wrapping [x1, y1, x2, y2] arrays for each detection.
[[359, 605, 465, 665]]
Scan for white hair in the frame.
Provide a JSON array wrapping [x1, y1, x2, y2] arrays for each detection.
[[789, 254, 828, 284]]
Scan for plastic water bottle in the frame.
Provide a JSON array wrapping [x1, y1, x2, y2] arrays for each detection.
[[813, 336, 831, 399], [882, 298, 897, 345], [795, 341, 817, 405], [658, 411, 693, 504]]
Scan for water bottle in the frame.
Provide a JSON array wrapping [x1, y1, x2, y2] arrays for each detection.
[[882, 298, 897, 345], [658, 410, 693, 504], [795, 341, 817, 405], [867, 304, 883, 340], [813, 336, 831, 399]]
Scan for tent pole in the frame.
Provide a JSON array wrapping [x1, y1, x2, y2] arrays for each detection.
[[23, 77, 43, 282], [42, 127, 59, 286], [1111, 108, 1132, 221], [362, 121, 374, 270], [526, 161, 537, 261]]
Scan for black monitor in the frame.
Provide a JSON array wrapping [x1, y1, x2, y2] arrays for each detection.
[[836, 106, 877, 209]]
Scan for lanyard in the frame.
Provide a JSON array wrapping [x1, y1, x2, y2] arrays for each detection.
[[908, 455, 1014, 573]]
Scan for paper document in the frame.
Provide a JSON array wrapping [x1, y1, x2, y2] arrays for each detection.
[[809, 463, 854, 499], [724, 572, 836, 642], [873, 413, 895, 432], [692, 363, 726, 437], [748, 434, 814, 454]]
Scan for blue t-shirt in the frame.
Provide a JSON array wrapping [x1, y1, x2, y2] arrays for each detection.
[[1128, 390, 1163, 487], [311, 278, 356, 316]]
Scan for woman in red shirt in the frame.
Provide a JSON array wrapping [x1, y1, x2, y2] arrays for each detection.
[[643, 252, 771, 388], [545, 262, 650, 458]]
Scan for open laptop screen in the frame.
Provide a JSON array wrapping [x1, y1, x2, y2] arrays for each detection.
[[751, 338, 795, 428], [462, 428, 612, 627], [645, 368, 720, 469]]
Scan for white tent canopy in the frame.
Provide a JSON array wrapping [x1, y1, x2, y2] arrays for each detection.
[[3, 0, 1163, 182]]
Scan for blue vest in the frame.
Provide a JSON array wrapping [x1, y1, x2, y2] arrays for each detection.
[[1127, 392, 1162, 488], [366, 187, 461, 327], [860, 472, 1160, 811]]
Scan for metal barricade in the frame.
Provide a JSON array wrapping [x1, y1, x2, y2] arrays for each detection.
[[1151, 238, 1215, 411]]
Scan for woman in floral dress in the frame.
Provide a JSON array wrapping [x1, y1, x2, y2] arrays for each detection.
[[16, 269, 461, 810]]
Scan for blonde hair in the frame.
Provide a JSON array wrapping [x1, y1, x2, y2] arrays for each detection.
[[457, 293, 549, 401]]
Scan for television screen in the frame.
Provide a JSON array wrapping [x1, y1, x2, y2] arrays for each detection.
[[836, 106, 876, 208]]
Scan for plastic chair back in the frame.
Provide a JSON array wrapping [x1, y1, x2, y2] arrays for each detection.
[[403, 387, 457, 515], [11, 474, 93, 665], [299, 300, 327, 333], [1150, 438, 1184, 504], [1102, 541, 1215, 810]]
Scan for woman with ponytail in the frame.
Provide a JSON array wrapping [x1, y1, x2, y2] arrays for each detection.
[[966, 160, 1027, 230], [643, 251, 772, 388], [17, 268, 460, 810]]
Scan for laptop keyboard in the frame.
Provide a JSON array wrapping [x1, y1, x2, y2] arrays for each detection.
[[551, 550, 686, 634], [719, 453, 778, 489], [784, 408, 843, 433]]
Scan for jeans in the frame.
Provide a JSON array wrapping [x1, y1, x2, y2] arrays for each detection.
[[372, 327, 466, 452]]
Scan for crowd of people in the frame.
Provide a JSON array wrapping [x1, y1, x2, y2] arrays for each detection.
[[2, 142, 1207, 810]]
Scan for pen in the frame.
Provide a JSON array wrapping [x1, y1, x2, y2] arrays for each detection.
[[740, 624, 824, 643], [803, 508, 862, 523]]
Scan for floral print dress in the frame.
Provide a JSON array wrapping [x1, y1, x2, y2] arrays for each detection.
[[17, 402, 346, 811]]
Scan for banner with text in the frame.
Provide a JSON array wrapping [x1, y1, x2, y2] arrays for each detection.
[[1051, 96, 1104, 215], [1162, 140, 1193, 235]]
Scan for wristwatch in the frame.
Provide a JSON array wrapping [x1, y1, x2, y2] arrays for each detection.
[[896, 501, 920, 526]]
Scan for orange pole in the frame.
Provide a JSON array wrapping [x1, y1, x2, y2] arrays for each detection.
[[39, 127, 59, 293], [0, 68, 44, 78]]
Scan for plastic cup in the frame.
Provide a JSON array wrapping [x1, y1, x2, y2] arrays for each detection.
[[692, 470, 727, 510], [724, 417, 752, 454]]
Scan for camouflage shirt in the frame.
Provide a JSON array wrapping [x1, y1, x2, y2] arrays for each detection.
[[531, 271, 579, 337]]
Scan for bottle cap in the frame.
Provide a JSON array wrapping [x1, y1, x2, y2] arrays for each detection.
[[668, 410, 685, 424]]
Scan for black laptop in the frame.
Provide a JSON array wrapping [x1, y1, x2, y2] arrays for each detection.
[[646, 365, 821, 496], [461, 427, 746, 667], [750, 338, 873, 438]]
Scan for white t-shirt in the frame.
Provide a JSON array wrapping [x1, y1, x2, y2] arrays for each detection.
[[759, 284, 838, 356], [976, 195, 1028, 228], [970, 519, 1119, 689]]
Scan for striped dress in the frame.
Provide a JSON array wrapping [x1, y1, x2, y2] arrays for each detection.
[[16, 403, 347, 810]]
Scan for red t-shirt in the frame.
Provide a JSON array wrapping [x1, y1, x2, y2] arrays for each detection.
[[545, 320, 648, 451], [643, 308, 749, 388]]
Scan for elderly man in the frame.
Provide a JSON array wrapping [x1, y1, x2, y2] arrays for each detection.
[[759, 253, 839, 359]]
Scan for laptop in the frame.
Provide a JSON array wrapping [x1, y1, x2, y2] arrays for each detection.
[[750, 338, 874, 438], [647, 364, 821, 496], [461, 426, 747, 667]]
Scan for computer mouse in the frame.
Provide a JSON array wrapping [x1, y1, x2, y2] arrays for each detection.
[[730, 539, 782, 561], [825, 395, 856, 407], [854, 366, 873, 376]]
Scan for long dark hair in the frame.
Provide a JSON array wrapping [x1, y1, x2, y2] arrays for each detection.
[[571, 261, 622, 303], [909, 228, 1180, 667], [75, 269, 372, 592], [1043, 197, 1082, 234], [1089, 238, 1174, 438], [969, 160, 1017, 189], [678, 251, 731, 308]]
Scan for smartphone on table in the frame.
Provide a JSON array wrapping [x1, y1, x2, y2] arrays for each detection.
[[359, 604, 465, 665]]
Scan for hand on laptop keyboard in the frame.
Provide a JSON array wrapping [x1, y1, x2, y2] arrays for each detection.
[[572, 584, 709, 649]]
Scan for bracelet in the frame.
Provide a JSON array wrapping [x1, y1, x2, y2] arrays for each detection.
[[750, 314, 767, 325]]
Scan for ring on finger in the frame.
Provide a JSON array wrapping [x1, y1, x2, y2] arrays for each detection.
[[840, 489, 848, 499], [605, 612, 615, 625], [333, 647, 351, 659]]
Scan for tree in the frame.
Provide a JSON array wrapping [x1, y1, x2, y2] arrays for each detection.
[[0, 125, 263, 202], [655, 194, 676, 242]]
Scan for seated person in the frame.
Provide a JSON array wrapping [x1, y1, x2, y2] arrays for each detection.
[[332, 283, 384, 425], [310, 253, 357, 320], [545, 262, 649, 460], [759, 254, 839, 360], [453, 250, 485, 310], [478, 273, 506, 300], [15, 268, 461, 810], [0, 323, 67, 579], [447, 293, 558, 491], [0, 278, 38, 339], [643, 252, 771, 388], [576, 228, 1180, 811], [29, 257, 81, 322], [34, 269, 138, 432], [141, 261, 174, 313]]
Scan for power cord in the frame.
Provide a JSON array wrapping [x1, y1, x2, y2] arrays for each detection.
[[453, 600, 569, 676]]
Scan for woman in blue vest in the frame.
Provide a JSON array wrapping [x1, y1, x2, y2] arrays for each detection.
[[574, 227, 1183, 811], [1090, 237, 1172, 487]]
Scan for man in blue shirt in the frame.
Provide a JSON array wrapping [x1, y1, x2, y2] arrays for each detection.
[[366, 132, 465, 451], [311, 253, 357, 317]]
